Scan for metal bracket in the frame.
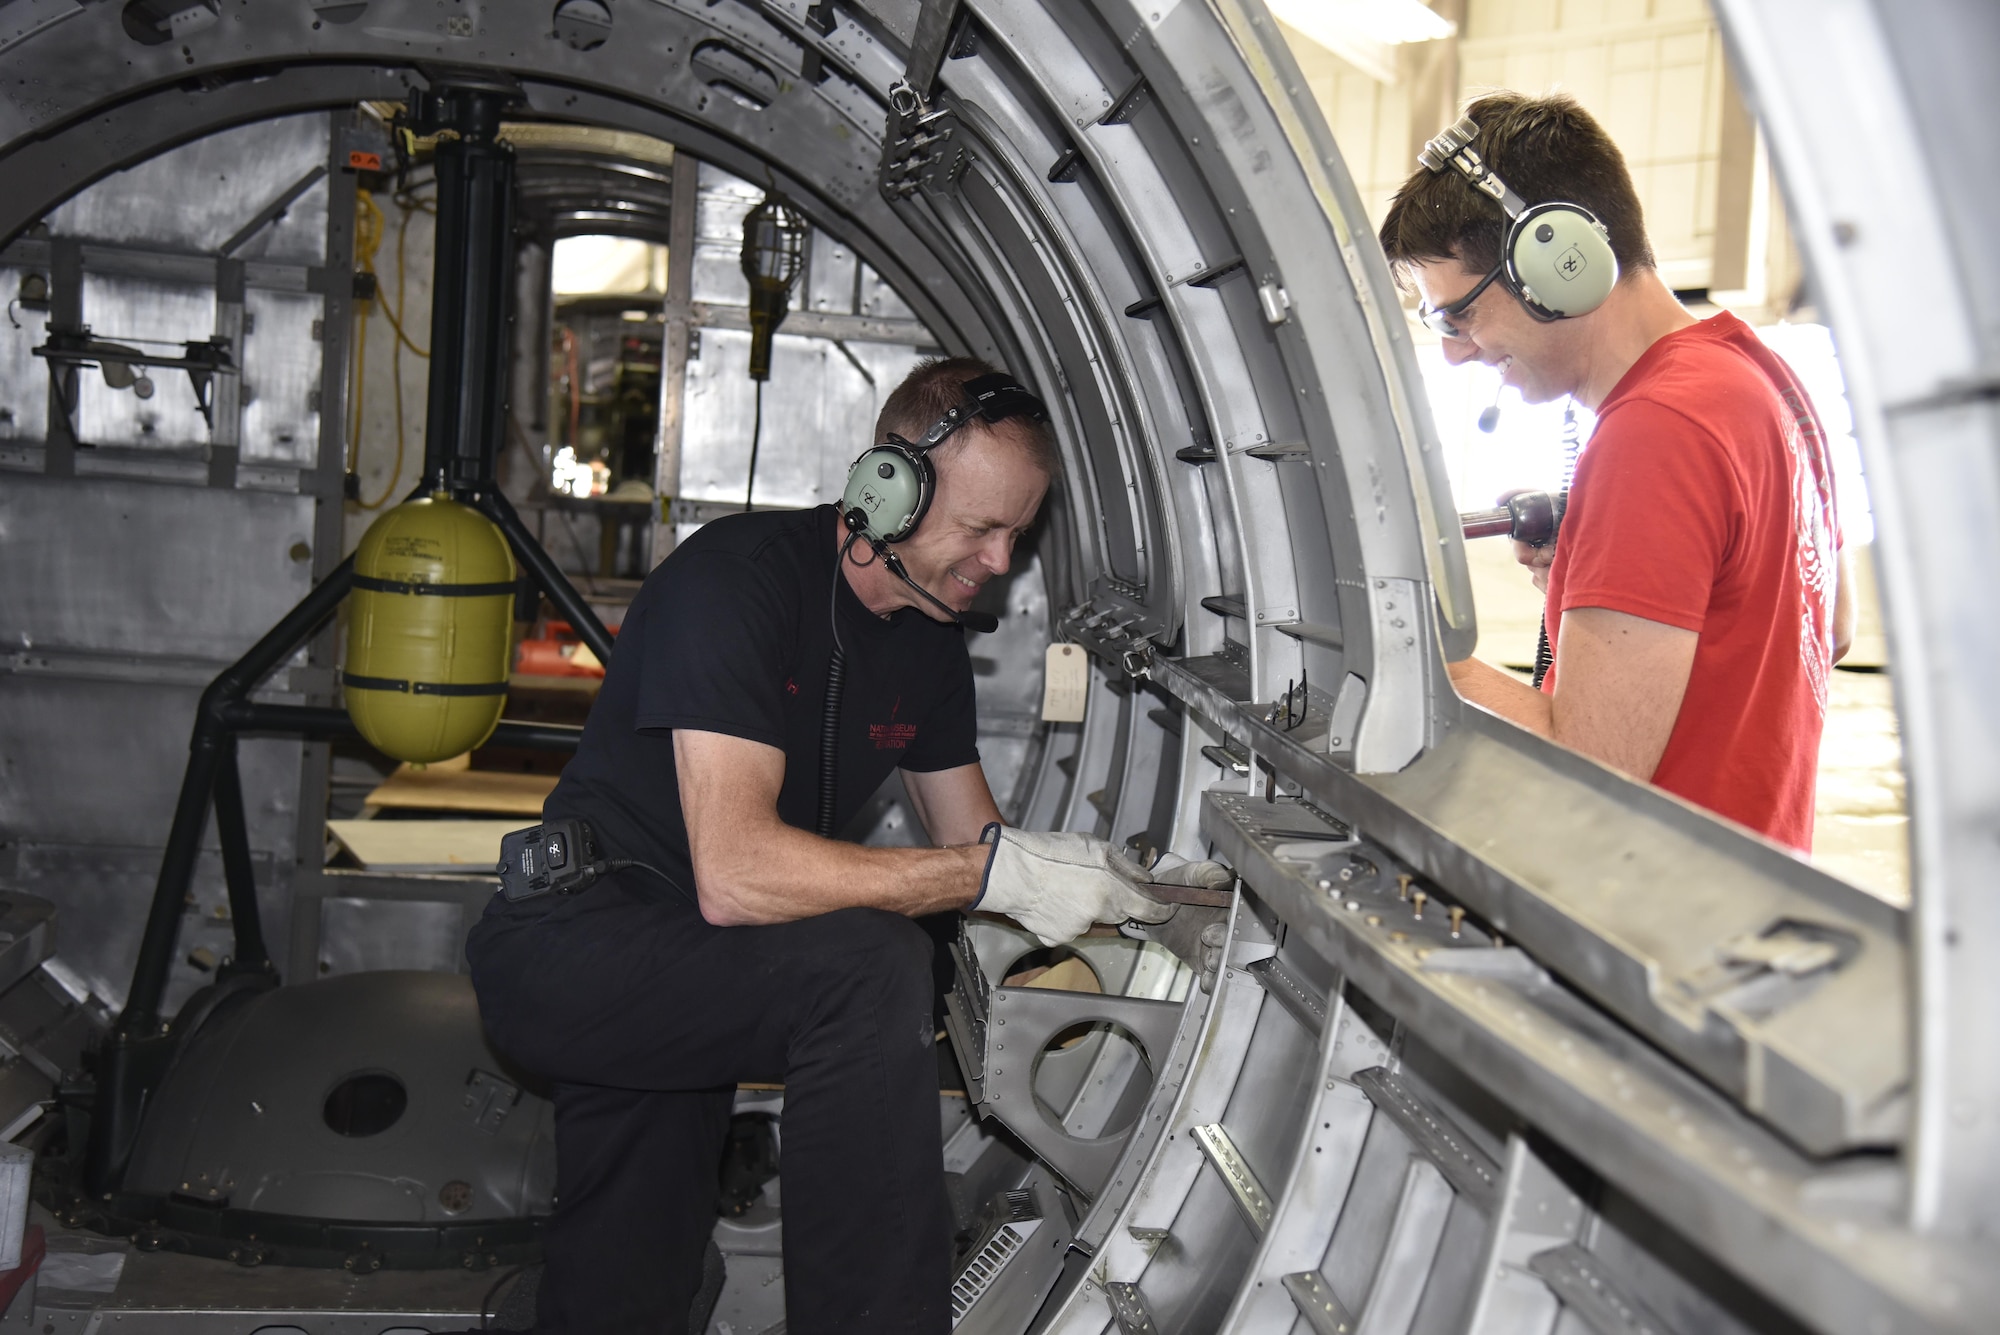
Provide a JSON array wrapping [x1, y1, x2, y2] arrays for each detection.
[[34, 326, 235, 434], [1352, 1066, 1501, 1212], [1246, 954, 1327, 1037], [1282, 1271, 1358, 1335], [1527, 1243, 1678, 1335], [1104, 1279, 1159, 1334], [1192, 1121, 1274, 1235]]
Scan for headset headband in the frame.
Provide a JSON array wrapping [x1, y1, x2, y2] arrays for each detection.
[[1419, 116, 1530, 219], [907, 373, 1049, 452]]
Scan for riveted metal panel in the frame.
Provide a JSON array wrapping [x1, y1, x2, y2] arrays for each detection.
[[46, 114, 331, 263], [240, 287, 325, 468], [0, 474, 314, 658]]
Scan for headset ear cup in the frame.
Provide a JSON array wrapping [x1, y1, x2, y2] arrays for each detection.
[[840, 443, 934, 543], [1506, 203, 1619, 318]]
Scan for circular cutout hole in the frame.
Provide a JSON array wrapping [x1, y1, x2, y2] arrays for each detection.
[[1031, 1021, 1152, 1142], [1000, 946, 1102, 994], [323, 1072, 407, 1138]]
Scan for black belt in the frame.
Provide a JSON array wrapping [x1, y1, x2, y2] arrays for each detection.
[[341, 671, 508, 697], [352, 573, 518, 597]]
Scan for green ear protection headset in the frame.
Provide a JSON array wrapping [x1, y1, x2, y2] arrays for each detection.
[[1418, 115, 1620, 322], [840, 372, 1049, 544]]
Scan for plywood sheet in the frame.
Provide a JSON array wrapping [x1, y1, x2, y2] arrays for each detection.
[[364, 753, 556, 816], [326, 819, 518, 873]]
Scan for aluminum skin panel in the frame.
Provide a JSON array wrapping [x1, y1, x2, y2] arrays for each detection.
[[679, 327, 919, 509], [0, 265, 48, 454], [3, 839, 291, 1020], [45, 114, 331, 265], [239, 287, 325, 469], [70, 273, 215, 451], [0, 474, 315, 659]]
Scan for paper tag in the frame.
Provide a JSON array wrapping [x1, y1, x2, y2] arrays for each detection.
[[1041, 643, 1089, 723]]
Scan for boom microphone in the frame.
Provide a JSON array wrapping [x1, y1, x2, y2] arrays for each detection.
[[1477, 360, 1509, 433], [843, 509, 999, 632], [882, 548, 1000, 633]]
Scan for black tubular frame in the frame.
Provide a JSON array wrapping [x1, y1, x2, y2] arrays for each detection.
[[81, 79, 612, 1199]]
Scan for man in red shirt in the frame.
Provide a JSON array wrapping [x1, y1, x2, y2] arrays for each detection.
[[1379, 92, 1854, 850]]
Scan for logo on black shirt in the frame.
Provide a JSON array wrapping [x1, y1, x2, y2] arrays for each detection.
[[870, 694, 917, 750]]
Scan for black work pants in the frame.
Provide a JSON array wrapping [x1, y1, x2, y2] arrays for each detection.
[[467, 875, 951, 1335]]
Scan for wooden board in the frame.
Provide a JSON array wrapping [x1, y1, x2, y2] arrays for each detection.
[[327, 819, 521, 873], [364, 752, 557, 816]]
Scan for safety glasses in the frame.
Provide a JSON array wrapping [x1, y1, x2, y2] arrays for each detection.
[[1416, 262, 1504, 339]]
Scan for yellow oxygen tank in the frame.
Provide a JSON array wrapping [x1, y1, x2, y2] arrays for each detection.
[[343, 493, 517, 763]]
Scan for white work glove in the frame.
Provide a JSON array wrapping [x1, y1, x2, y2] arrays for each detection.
[[973, 826, 1226, 947], [1145, 850, 1236, 893]]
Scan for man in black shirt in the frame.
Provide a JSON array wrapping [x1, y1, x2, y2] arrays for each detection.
[[467, 358, 1222, 1334]]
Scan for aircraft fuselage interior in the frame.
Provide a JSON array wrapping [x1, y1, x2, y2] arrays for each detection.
[[0, 0, 1993, 1331]]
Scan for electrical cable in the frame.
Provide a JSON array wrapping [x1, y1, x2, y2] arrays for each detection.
[[381, 192, 433, 358], [743, 377, 765, 513], [345, 188, 385, 479], [602, 857, 691, 901], [356, 188, 435, 510], [480, 1263, 526, 1329], [830, 528, 862, 660]]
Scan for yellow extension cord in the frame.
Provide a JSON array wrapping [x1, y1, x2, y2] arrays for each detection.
[[348, 184, 435, 510]]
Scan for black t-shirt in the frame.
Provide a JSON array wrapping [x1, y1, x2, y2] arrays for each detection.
[[544, 505, 981, 907]]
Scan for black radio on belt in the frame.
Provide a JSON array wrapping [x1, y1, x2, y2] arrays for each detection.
[[497, 817, 609, 902]]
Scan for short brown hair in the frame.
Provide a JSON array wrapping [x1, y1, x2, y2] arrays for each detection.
[[1379, 92, 1655, 283], [874, 356, 1059, 475]]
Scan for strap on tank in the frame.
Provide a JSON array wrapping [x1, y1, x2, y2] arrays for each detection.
[[341, 671, 509, 697], [352, 574, 519, 597]]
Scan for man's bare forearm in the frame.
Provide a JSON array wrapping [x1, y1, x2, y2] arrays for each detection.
[[693, 819, 988, 926], [1446, 657, 1553, 736]]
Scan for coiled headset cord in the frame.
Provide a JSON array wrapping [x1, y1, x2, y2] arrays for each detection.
[[818, 651, 844, 838], [818, 529, 867, 838], [1531, 400, 1584, 690]]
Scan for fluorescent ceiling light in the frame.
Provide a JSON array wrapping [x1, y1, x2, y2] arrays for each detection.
[[1270, 0, 1456, 46], [1267, 0, 1456, 83]]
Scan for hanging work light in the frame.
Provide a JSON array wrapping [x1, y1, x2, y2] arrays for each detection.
[[739, 193, 807, 382]]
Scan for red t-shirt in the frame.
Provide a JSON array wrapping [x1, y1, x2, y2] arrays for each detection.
[[1542, 312, 1839, 850]]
